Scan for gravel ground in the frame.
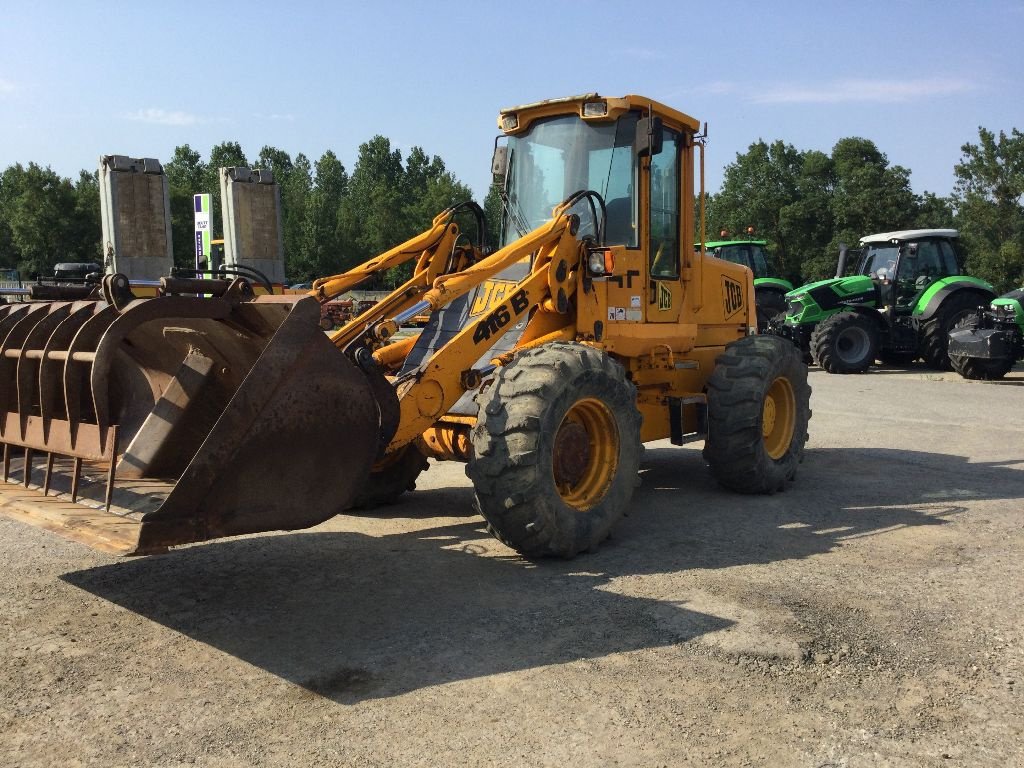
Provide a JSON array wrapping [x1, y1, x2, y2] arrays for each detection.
[[1, 365, 1022, 767]]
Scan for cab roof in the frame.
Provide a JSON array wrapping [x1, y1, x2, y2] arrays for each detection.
[[860, 229, 959, 244], [498, 93, 701, 134]]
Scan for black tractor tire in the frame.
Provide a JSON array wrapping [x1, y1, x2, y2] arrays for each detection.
[[704, 335, 811, 494], [467, 342, 642, 558], [810, 311, 879, 374], [349, 444, 430, 510], [755, 289, 788, 332], [948, 315, 1015, 381], [920, 291, 989, 370]]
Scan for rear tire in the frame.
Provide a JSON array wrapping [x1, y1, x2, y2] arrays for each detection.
[[920, 291, 987, 370], [350, 444, 429, 510], [704, 335, 811, 493], [755, 289, 787, 333], [467, 342, 642, 558], [810, 311, 878, 374], [948, 316, 1015, 381]]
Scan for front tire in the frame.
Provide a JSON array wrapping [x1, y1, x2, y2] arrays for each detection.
[[704, 335, 811, 493], [467, 342, 642, 558], [920, 291, 988, 370], [810, 311, 878, 374], [755, 289, 787, 333], [349, 444, 429, 510], [948, 315, 1015, 380]]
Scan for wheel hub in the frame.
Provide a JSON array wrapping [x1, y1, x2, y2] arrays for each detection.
[[552, 398, 619, 510], [762, 376, 796, 460], [553, 422, 590, 486]]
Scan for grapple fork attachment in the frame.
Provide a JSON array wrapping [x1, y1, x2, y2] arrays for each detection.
[[0, 294, 381, 555]]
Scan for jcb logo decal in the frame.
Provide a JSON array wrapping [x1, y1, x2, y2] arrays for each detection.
[[657, 282, 672, 311], [723, 276, 744, 318], [470, 280, 517, 317]]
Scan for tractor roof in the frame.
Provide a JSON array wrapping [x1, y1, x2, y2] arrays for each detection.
[[860, 228, 959, 244], [704, 239, 768, 248]]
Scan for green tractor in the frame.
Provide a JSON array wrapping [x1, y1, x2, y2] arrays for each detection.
[[948, 287, 1024, 380], [771, 229, 996, 373], [703, 230, 793, 330]]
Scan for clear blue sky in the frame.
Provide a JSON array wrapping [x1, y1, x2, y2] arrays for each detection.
[[2, 0, 1021, 202]]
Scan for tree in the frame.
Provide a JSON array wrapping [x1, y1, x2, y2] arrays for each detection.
[[163, 144, 209, 268], [953, 127, 1024, 291], [281, 153, 313, 281], [298, 151, 348, 279], [0, 163, 83, 277], [337, 136, 406, 280]]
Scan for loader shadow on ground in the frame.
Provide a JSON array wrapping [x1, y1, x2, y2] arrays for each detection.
[[62, 446, 1022, 703]]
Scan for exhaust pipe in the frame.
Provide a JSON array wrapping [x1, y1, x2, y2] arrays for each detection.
[[835, 243, 849, 279]]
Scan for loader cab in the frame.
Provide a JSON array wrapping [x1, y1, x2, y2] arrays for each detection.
[[494, 110, 641, 248], [493, 95, 694, 302]]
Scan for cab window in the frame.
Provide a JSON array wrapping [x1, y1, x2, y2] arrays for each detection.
[[649, 127, 681, 278]]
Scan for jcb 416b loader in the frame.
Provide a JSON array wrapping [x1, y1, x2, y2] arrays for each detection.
[[0, 94, 810, 559]]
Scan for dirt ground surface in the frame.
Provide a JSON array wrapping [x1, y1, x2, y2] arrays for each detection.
[[1, 365, 1022, 767]]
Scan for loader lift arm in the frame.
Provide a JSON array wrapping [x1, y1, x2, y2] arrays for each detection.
[[325, 196, 594, 457]]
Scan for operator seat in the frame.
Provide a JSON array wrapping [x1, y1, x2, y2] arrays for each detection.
[[604, 196, 635, 246]]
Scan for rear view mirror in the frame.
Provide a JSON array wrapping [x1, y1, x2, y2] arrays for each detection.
[[491, 144, 509, 186], [636, 117, 663, 158]]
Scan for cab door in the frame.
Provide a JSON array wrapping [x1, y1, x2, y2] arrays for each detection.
[[646, 126, 683, 323]]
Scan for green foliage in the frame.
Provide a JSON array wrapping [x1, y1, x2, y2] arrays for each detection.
[[708, 136, 958, 284], [953, 128, 1024, 292], [5, 123, 1019, 297], [0, 162, 100, 276]]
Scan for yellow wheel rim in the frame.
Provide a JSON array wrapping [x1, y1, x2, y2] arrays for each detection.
[[762, 376, 796, 460], [552, 398, 619, 510]]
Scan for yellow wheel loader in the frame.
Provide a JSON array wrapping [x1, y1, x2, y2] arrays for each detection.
[[0, 94, 810, 558]]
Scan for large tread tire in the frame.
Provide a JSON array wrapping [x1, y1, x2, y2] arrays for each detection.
[[467, 342, 642, 559], [349, 444, 429, 511], [948, 315, 1015, 381], [755, 289, 788, 333], [704, 335, 811, 494], [920, 291, 989, 370], [810, 311, 878, 374]]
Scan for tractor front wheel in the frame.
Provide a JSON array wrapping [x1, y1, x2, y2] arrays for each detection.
[[948, 315, 1015, 380], [704, 335, 811, 493], [468, 342, 642, 558], [920, 291, 987, 370], [810, 311, 878, 374]]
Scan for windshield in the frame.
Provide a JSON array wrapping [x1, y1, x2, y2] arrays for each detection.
[[500, 113, 638, 247], [861, 245, 899, 278], [711, 244, 771, 279]]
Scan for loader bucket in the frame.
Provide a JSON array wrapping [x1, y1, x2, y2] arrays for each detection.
[[0, 292, 381, 555]]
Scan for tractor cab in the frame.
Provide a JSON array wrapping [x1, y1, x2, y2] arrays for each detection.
[[704, 230, 792, 328], [856, 229, 962, 314]]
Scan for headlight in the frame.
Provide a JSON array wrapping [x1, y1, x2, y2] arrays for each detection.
[[587, 250, 614, 277], [500, 113, 518, 132], [582, 101, 608, 117]]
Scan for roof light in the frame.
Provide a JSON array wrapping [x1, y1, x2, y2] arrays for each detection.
[[501, 113, 519, 132], [746, 226, 755, 235], [582, 101, 608, 117], [720, 229, 729, 238]]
